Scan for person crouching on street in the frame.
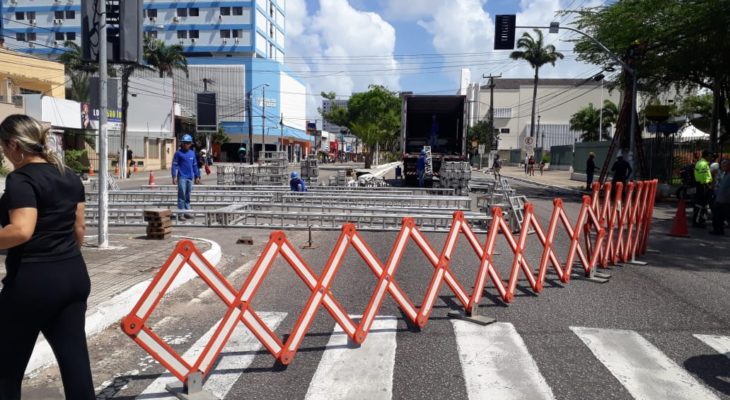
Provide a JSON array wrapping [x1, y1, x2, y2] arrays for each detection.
[[290, 171, 307, 192], [171, 134, 200, 220]]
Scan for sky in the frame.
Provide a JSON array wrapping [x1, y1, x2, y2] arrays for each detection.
[[283, 0, 610, 122]]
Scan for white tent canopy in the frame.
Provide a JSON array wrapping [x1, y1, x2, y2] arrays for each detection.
[[677, 122, 709, 140]]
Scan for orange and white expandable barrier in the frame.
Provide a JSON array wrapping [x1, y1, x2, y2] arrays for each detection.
[[121, 181, 657, 396]]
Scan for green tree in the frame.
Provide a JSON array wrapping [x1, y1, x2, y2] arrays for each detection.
[[570, 100, 618, 142], [467, 120, 498, 153], [58, 41, 96, 102], [144, 38, 189, 79], [509, 29, 564, 139], [320, 85, 400, 168], [568, 0, 730, 149]]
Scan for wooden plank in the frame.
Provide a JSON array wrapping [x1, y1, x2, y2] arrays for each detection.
[[143, 209, 172, 218]]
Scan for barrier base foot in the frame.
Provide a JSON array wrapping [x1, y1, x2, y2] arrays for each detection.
[[593, 271, 612, 279], [166, 383, 218, 400], [628, 259, 648, 266], [448, 310, 496, 326]]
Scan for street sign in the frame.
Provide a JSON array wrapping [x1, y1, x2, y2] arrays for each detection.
[[523, 136, 535, 148], [478, 144, 486, 154]]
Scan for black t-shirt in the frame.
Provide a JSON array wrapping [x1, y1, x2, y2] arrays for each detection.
[[0, 163, 85, 273]]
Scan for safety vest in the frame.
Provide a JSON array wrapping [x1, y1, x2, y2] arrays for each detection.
[[694, 158, 712, 184]]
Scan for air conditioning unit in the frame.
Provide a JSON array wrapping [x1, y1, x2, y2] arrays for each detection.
[[148, 17, 156, 23], [235, 38, 240, 44], [172, 16, 180, 22], [222, 39, 227, 44], [29, 19, 37, 25], [179, 39, 185, 45], [11, 96, 24, 107], [10, 0, 18, 4], [28, 43, 35, 48], [55, 40, 64, 46], [190, 38, 196, 43], [218, 15, 223, 21]]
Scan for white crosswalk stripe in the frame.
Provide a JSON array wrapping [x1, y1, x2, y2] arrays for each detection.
[[571, 327, 720, 400], [136, 312, 287, 400], [694, 334, 730, 360], [305, 316, 398, 400], [452, 321, 556, 400]]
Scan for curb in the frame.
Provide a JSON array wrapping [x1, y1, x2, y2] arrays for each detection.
[[25, 236, 223, 376], [499, 173, 585, 194]]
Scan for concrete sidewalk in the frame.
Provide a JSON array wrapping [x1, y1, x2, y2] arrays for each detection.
[[0, 229, 222, 375], [495, 166, 587, 193]]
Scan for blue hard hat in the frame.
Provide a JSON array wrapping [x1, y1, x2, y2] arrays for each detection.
[[291, 171, 299, 178], [181, 134, 193, 143]]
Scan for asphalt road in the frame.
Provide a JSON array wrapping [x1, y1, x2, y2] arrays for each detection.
[[22, 178, 730, 400]]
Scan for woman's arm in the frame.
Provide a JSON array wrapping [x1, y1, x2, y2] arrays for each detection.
[[0, 208, 37, 249], [75, 202, 86, 248]]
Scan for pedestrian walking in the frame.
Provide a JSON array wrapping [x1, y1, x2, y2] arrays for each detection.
[[539, 159, 545, 176], [417, 149, 426, 188], [126, 145, 134, 178], [524, 154, 529, 175], [611, 154, 632, 196], [289, 171, 308, 192], [238, 145, 247, 163], [492, 154, 502, 180], [528, 156, 536, 176], [586, 152, 596, 190], [692, 150, 713, 227], [0, 114, 95, 399], [710, 159, 730, 235], [171, 134, 201, 220]]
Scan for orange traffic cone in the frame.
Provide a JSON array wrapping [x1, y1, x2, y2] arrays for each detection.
[[148, 171, 155, 186], [668, 198, 689, 237], [88, 163, 94, 177]]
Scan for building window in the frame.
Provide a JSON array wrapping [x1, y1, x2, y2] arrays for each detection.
[[189, 30, 199, 39], [66, 32, 76, 40], [65, 10, 75, 19], [55, 11, 64, 19], [177, 30, 187, 39], [220, 29, 231, 38], [220, 7, 231, 16], [176, 8, 188, 17], [189, 8, 199, 17], [232, 29, 243, 38], [27, 32, 36, 41], [147, 9, 157, 18], [500, 128, 510, 134], [15, 12, 24, 20], [232, 6, 243, 15], [16, 32, 25, 41], [27, 11, 36, 20], [55, 32, 65, 41]]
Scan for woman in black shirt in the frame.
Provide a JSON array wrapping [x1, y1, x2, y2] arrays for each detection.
[[0, 115, 94, 399]]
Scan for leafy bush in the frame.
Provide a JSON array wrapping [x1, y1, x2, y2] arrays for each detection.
[[542, 153, 551, 163], [64, 149, 88, 174]]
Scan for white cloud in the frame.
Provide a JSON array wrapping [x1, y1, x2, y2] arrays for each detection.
[[285, 0, 401, 126], [379, 0, 453, 21]]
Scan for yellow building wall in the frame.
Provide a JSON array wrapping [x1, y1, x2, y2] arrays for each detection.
[[0, 48, 65, 100]]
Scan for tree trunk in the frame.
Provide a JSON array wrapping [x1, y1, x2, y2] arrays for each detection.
[[530, 67, 539, 138], [364, 145, 373, 169], [710, 77, 721, 153]]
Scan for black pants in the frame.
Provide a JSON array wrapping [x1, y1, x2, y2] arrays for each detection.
[[711, 202, 730, 234], [0, 255, 94, 400], [692, 183, 711, 225], [586, 172, 594, 189]]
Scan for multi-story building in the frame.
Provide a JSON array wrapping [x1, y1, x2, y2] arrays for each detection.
[[321, 98, 348, 134], [1, 0, 310, 162], [474, 78, 622, 151]]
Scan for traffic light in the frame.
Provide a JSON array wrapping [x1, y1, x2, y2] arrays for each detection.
[[494, 15, 516, 50], [82, 0, 143, 63]]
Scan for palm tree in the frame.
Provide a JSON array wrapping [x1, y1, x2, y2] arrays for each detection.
[[58, 41, 96, 102], [570, 100, 619, 142], [510, 29, 564, 139], [144, 38, 189, 78]]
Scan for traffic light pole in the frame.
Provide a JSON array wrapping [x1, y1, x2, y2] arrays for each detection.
[[98, 0, 109, 248]]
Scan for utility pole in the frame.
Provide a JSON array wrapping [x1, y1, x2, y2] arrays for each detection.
[[247, 92, 253, 164], [261, 85, 266, 163], [98, 0, 109, 248], [279, 113, 284, 157], [483, 73, 501, 153]]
